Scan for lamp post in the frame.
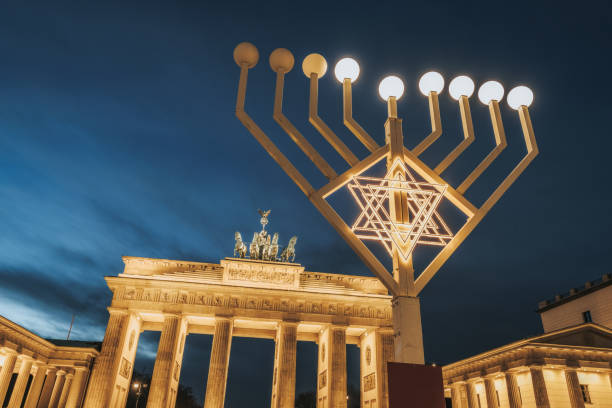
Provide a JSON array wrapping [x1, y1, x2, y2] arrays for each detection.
[[132, 381, 148, 408], [233, 42, 538, 366]]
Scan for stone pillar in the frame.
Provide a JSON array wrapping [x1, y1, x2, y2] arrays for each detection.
[[58, 372, 73, 408], [505, 372, 520, 408], [37, 367, 58, 408], [82, 309, 142, 408], [24, 363, 48, 408], [530, 367, 550, 408], [465, 381, 478, 408], [64, 367, 89, 408], [565, 369, 585, 408], [0, 350, 18, 404], [484, 376, 497, 408], [450, 383, 462, 408], [270, 321, 297, 408], [147, 314, 188, 408], [49, 369, 67, 408], [317, 325, 347, 408], [7, 355, 34, 408], [360, 330, 393, 408], [203, 317, 233, 408]]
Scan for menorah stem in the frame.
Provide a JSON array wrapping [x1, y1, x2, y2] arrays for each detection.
[[272, 72, 337, 180], [434, 95, 475, 174], [412, 91, 442, 157], [235, 66, 314, 195], [342, 78, 379, 152], [308, 73, 358, 166], [457, 100, 508, 194]]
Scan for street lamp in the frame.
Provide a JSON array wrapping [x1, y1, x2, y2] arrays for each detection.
[[132, 381, 148, 408]]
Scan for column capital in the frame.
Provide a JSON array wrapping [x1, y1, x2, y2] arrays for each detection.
[[1, 346, 18, 355], [19, 354, 34, 362], [72, 366, 89, 372], [107, 307, 129, 316], [56, 369, 67, 377], [213, 315, 234, 322], [46, 366, 58, 374]]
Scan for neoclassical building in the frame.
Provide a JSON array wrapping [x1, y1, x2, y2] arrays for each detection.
[[0, 315, 99, 408], [443, 274, 612, 407], [82, 256, 396, 408]]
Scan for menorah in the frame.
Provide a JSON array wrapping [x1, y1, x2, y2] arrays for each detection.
[[233, 42, 538, 365]]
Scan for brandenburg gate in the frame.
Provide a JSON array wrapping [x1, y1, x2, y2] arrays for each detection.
[[83, 214, 395, 408]]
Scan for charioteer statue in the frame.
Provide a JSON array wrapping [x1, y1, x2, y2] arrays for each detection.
[[234, 210, 297, 262]]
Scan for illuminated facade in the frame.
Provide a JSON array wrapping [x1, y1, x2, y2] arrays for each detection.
[[0, 315, 99, 408], [81, 256, 396, 408], [443, 275, 612, 408]]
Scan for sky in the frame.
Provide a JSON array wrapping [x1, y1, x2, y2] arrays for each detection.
[[0, 0, 611, 406]]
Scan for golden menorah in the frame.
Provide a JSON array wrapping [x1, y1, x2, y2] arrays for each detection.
[[233, 42, 538, 364]]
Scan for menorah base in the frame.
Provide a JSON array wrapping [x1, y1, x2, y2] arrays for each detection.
[[387, 362, 445, 408]]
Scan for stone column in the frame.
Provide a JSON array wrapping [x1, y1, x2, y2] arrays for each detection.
[[24, 363, 48, 408], [317, 326, 347, 408], [49, 369, 67, 408], [0, 350, 18, 404], [450, 383, 462, 408], [359, 330, 393, 408], [7, 355, 34, 408], [147, 314, 187, 408], [484, 376, 497, 408], [37, 367, 58, 408], [530, 367, 550, 408], [203, 317, 233, 408], [62, 367, 87, 408], [57, 372, 73, 408], [565, 369, 585, 408], [270, 321, 297, 408], [82, 308, 141, 408], [465, 381, 478, 408], [505, 372, 521, 408]]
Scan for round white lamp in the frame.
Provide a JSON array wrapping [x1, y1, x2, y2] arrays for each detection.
[[418, 71, 444, 96], [378, 75, 405, 101], [507, 86, 534, 110], [334, 58, 360, 83], [449, 75, 475, 100], [477, 81, 505, 105]]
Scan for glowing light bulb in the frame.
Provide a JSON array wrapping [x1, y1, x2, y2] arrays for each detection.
[[334, 58, 360, 83], [478, 81, 505, 105], [378, 76, 405, 101], [449, 75, 475, 100], [507, 86, 534, 110], [418, 71, 444, 96]]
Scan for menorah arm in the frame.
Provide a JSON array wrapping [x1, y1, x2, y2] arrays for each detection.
[[235, 66, 314, 196], [411, 91, 443, 157], [310, 195, 400, 296], [273, 72, 337, 180], [456, 100, 508, 194], [343, 79, 379, 152], [434, 95, 475, 174], [414, 106, 538, 295], [309, 73, 359, 166], [402, 147, 478, 217]]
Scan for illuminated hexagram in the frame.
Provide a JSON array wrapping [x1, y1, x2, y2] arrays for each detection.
[[348, 159, 453, 261]]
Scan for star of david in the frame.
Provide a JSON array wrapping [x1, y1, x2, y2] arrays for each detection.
[[348, 159, 453, 260]]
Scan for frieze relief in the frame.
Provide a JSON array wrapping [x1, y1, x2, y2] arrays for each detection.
[[221, 259, 302, 289], [117, 286, 392, 320]]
